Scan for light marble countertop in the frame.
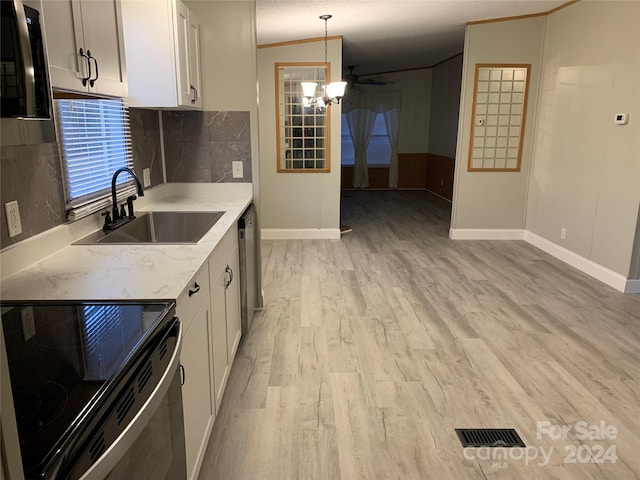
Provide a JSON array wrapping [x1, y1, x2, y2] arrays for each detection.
[[0, 183, 253, 301]]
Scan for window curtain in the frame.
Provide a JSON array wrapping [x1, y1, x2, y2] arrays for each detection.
[[346, 108, 376, 188], [343, 89, 402, 188], [383, 108, 401, 188]]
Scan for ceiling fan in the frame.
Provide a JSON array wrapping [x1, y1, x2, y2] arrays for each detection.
[[345, 66, 387, 88]]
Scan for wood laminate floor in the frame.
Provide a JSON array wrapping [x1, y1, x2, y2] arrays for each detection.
[[199, 190, 640, 480]]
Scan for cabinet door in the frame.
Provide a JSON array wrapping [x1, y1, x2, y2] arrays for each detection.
[[187, 10, 202, 109], [225, 248, 242, 364], [80, 0, 127, 97], [181, 303, 214, 480], [210, 269, 229, 413], [175, 1, 192, 107], [42, 0, 87, 92]]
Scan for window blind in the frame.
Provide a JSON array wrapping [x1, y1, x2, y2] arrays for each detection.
[[56, 98, 136, 221]]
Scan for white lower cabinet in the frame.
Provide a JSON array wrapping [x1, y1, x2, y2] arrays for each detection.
[[177, 225, 243, 479], [177, 267, 213, 480], [225, 244, 242, 364], [208, 227, 242, 412], [210, 264, 230, 412]]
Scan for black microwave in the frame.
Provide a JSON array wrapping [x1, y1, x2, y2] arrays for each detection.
[[1, 0, 51, 119]]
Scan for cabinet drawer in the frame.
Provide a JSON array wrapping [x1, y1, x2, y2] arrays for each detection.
[[176, 263, 210, 334], [208, 226, 238, 271]]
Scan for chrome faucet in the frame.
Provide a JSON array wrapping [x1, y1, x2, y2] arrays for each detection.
[[110, 167, 144, 222]]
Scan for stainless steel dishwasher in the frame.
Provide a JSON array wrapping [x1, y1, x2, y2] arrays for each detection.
[[238, 204, 257, 333]]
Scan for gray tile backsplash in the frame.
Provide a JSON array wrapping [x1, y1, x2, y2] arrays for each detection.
[[1, 109, 251, 249], [163, 111, 252, 183], [0, 142, 66, 248], [130, 108, 164, 188]]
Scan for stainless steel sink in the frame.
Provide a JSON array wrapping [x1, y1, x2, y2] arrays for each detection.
[[74, 211, 225, 245]]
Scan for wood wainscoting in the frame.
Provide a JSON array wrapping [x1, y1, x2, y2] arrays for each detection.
[[341, 153, 455, 201], [425, 153, 455, 200]]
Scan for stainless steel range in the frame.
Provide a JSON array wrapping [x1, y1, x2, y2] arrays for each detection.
[[0, 301, 186, 480]]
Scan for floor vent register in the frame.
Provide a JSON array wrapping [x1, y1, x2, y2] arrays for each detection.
[[455, 428, 526, 448]]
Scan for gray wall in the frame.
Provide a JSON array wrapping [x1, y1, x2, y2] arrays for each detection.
[[451, 16, 545, 230], [428, 54, 463, 158], [525, 0, 640, 277], [371, 69, 433, 154], [257, 38, 342, 232]]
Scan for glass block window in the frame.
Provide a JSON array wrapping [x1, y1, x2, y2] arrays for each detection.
[[276, 63, 330, 172], [468, 64, 530, 172]]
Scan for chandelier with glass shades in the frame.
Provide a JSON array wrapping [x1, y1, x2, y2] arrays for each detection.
[[301, 14, 347, 109]]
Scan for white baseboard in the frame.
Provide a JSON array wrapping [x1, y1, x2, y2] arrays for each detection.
[[624, 280, 640, 294], [261, 228, 341, 240], [449, 228, 525, 240], [523, 231, 630, 293]]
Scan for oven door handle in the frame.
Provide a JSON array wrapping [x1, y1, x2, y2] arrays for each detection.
[[79, 320, 182, 480]]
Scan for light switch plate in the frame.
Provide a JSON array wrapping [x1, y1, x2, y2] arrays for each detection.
[[232, 161, 243, 178], [5, 200, 22, 237]]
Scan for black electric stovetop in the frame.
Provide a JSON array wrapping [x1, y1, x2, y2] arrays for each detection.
[[0, 301, 174, 477]]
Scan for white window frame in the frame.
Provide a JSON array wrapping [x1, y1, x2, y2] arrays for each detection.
[[55, 97, 136, 221]]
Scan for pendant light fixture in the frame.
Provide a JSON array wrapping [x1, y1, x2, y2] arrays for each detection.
[[301, 14, 347, 109]]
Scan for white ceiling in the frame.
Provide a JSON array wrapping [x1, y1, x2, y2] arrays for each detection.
[[256, 0, 566, 76]]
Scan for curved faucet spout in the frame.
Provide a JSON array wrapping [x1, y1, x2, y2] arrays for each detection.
[[111, 167, 144, 221]]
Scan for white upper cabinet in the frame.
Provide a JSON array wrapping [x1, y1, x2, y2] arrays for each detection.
[[121, 0, 203, 109], [42, 0, 127, 97]]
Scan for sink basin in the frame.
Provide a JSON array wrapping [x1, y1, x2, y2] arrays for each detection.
[[74, 211, 225, 245]]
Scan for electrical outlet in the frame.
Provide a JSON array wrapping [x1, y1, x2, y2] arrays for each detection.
[[232, 161, 243, 178], [143, 168, 151, 187], [560, 227, 566, 240], [21, 306, 35, 341], [5, 200, 22, 237]]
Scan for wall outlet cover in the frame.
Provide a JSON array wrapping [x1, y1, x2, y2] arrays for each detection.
[[143, 168, 151, 187], [232, 161, 243, 178], [5, 200, 22, 237]]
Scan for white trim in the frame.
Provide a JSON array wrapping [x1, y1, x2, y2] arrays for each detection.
[[625, 280, 640, 294], [449, 228, 525, 240], [523, 231, 630, 293], [261, 228, 341, 240]]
